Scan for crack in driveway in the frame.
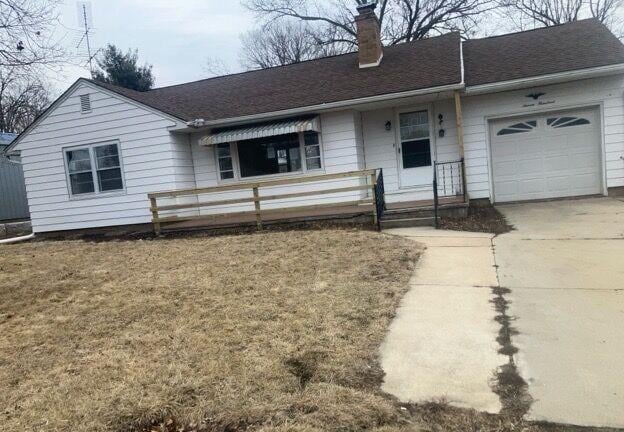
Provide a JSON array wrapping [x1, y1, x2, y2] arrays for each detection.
[[490, 236, 533, 418]]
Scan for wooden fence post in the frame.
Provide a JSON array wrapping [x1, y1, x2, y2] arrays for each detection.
[[253, 186, 263, 230], [370, 171, 378, 226], [150, 196, 161, 236]]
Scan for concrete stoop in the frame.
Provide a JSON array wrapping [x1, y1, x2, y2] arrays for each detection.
[[380, 203, 468, 229]]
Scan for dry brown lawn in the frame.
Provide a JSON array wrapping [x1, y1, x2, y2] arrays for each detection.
[[1, 228, 619, 432], [0, 229, 421, 432]]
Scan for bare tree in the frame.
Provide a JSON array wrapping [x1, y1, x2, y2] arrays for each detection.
[[204, 56, 233, 77], [499, 0, 623, 32], [0, 67, 50, 133], [240, 21, 345, 69], [0, 0, 64, 69], [243, 0, 495, 55]]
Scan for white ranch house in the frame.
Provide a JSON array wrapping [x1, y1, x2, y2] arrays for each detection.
[[6, 8, 624, 234]]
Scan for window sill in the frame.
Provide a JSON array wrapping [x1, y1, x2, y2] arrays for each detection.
[[68, 190, 127, 201]]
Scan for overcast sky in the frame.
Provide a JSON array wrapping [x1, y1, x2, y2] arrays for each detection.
[[50, 0, 254, 93]]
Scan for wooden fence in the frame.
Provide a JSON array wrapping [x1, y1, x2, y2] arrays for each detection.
[[148, 169, 381, 235]]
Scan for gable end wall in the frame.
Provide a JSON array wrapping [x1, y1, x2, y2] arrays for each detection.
[[17, 83, 193, 233]]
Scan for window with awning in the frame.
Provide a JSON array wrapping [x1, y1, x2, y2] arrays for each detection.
[[202, 117, 324, 180]]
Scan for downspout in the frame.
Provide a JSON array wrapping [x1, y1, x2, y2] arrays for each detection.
[[0, 233, 35, 244]]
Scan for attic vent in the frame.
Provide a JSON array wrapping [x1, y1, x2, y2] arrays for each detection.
[[80, 94, 91, 113]]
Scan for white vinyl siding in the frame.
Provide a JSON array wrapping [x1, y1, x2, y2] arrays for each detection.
[[462, 75, 624, 199], [16, 83, 190, 233]]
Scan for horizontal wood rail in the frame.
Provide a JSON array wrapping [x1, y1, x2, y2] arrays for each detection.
[[148, 169, 384, 235]]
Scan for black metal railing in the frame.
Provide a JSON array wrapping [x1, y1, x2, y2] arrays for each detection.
[[374, 168, 386, 231], [433, 159, 466, 228]]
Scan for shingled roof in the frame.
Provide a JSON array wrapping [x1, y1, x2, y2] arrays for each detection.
[[90, 32, 462, 122], [463, 19, 624, 87]]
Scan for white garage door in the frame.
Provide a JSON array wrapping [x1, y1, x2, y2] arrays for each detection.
[[490, 108, 602, 202]]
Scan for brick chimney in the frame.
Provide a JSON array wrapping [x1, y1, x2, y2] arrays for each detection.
[[355, 1, 383, 68]]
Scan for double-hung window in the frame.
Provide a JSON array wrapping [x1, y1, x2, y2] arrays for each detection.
[[304, 131, 322, 170], [399, 110, 431, 168], [65, 142, 124, 197], [216, 131, 323, 180]]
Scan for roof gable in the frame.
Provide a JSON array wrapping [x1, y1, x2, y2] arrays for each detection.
[[6, 79, 184, 153]]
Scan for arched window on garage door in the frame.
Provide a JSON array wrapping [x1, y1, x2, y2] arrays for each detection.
[[496, 120, 537, 136], [547, 116, 591, 128]]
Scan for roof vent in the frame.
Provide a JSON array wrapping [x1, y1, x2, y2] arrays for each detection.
[[80, 94, 91, 113]]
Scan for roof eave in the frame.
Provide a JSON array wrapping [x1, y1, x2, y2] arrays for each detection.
[[465, 63, 624, 95], [174, 81, 465, 132]]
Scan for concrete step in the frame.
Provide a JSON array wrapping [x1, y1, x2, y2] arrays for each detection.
[[382, 208, 436, 219], [380, 216, 436, 229]]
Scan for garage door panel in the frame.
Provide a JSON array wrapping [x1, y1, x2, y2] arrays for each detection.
[[569, 152, 600, 170], [491, 140, 520, 159], [566, 172, 601, 190], [517, 158, 544, 175], [543, 155, 569, 172], [491, 108, 602, 202], [493, 160, 520, 177]]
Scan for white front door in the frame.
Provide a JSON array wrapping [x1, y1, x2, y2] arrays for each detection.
[[490, 107, 602, 202], [398, 110, 434, 188]]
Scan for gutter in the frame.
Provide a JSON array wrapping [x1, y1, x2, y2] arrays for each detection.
[[177, 82, 465, 131], [465, 63, 624, 95]]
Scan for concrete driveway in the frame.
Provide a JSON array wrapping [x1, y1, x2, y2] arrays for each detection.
[[381, 197, 624, 428], [495, 197, 624, 428]]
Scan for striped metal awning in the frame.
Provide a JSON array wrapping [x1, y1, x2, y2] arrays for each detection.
[[200, 117, 320, 146]]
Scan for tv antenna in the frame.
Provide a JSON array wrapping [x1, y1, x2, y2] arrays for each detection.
[[75, 1, 98, 77]]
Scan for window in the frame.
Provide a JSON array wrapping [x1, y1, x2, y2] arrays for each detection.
[[65, 142, 124, 196], [399, 110, 431, 168], [237, 134, 301, 178], [79, 94, 91, 113], [547, 116, 590, 128], [497, 120, 537, 136], [304, 131, 322, 170], [215, 131, 323, 181], [216, 143, 234, 180]]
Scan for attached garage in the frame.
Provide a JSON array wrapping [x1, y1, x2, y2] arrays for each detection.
[[489, 107, 603, 202]]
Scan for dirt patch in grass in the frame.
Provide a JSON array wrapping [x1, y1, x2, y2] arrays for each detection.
[[0, 230, 420, 432], [439, 206, 514, 235]]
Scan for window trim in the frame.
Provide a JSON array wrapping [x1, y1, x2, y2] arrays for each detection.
[[63, 140, 126, 200], [214, 131, 325, 184]]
